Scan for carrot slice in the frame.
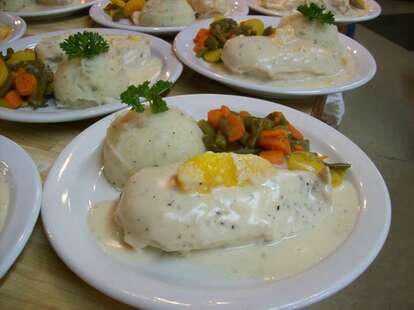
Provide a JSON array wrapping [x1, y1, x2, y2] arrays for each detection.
[[220, 105, 230, 117], [260, 150, 285, 165], [288, 124, 304, 140], [239, 110, 250, 117], [4, 90, 23, 109], [259, 129, 289, 139], [258, 136, 292, 155], [208, 109, 224, 128], [226, 113, 245, 142], [15, 68, 37, 96], [193, 28, 210, 53], [293, 144, 305, 152], [274, 112, 284, 125]]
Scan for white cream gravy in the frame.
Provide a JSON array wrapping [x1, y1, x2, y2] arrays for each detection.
[[213, 51, 356, 90], [0, 161, 10, 232], [88, 180, 359, 281]]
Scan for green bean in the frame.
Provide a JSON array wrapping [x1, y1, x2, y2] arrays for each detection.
[[205, 36, 220, 50], [247, 119, 264, 148], [218, 117, 233, 138], [239, 131, 250, 146], [262, 118, 275, 130], [198, 120, 216, 137], [0, 75, 14, 98], [215, 131, 227, 150], [202, 136, 221, 152]]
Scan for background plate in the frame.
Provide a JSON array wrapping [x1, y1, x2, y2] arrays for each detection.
[[0, 28, 183, 123]]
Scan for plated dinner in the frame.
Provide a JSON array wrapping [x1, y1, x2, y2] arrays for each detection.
[[174, 12, 376, 98], [0, 135, 42, 278], [90, 0, 249, 35], [0, 28, 182, 123], [42, 92, 390, 309], [248, 0, 381, 23], [1, 0, 99, 19]]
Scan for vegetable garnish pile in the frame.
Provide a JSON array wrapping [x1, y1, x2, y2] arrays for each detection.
[[60, 31, 109, 59], [120, 80, 173, 113], [297, 3, 335, 25], [198, 105, 350, 187], [104, 0, 145, 22], [0, 49, 53, 109], [193, 17, 276, 63]]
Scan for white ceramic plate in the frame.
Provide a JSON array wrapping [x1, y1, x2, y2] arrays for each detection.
[[0, 135, 42, 278], [4, 0, 99, 19], [248, 0, 381, 23], [0, 28, 183, 123], [0, 13, 26, 46], [90, 0, 249, 36], [42, 94, 391, 309], [174, 16, 377, 99]]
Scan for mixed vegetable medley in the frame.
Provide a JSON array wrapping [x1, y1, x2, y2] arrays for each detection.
[[0, 49, 53, 109], [198, 105, 350, 187], [193, 17, 275, 63], [104, 0, 145, 21]]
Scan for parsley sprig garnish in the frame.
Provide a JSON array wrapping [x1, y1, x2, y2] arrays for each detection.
[[297, 3, 335, 25], [60, 31, 109, 59], [120, 80, 173, 114]]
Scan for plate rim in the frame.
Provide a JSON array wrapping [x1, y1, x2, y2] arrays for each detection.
[[41, 94, 391, 309], [89, 0, 249, 35], [4, 0, 99, 18], [0, 27, 183, 123], [247, 0, 382, 23], [173, 15, 377, 97], [0, 135, 42, 278]]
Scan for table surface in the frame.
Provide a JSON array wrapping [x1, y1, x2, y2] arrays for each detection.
[[0, 12, 326, 310]]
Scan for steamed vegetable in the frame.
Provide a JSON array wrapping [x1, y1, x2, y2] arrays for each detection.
[[104, 0, 145, 21], [0, 48, 54, 109], [193, 18, 276, 63]]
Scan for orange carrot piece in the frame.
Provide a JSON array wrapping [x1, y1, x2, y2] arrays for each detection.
[[260, 150, 285, 165], [220, 105, 230, 117], [226, 113, 245, 142], [293, 144, 305, 152], [259, 129, 289, 140], [258, 136, 292, 155], [274, 112, 284, 125], [207, 109, 224, 128], [193, 28, 210, 53], [288, 124, 304, 140], [239, 110, 250, 117], [15, 68, 37, 96], [4, 90, 23, 109]]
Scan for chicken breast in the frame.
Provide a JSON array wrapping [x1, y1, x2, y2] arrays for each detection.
[[139, 0, 196, 27], [53, 35, 162, 108], [116, 153, 332, 253], [35, 34, 69, 73], [187, 0, 231, 18], [221, 14, 345, 82]]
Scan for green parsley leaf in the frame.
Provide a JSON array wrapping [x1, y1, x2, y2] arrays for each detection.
[[120, 80, 173, 114], [60, 31, 109, 59], [297, 3, 335, 25]]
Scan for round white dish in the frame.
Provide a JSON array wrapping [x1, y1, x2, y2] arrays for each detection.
[[0, 28, 183, 123], [248, 0, 381, 24], [42, 94, 391, 309], [0, 135, 42, 278], [0, 13, 26, 46], [89, 0, 249, 36], [4, 0, 99, 19], [174, 16, 377, 99]]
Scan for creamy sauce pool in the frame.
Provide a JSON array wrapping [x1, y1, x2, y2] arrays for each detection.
[[88, 180, 359, 281], [0, 162, 10, 232], [212, 51, 356, 89]]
